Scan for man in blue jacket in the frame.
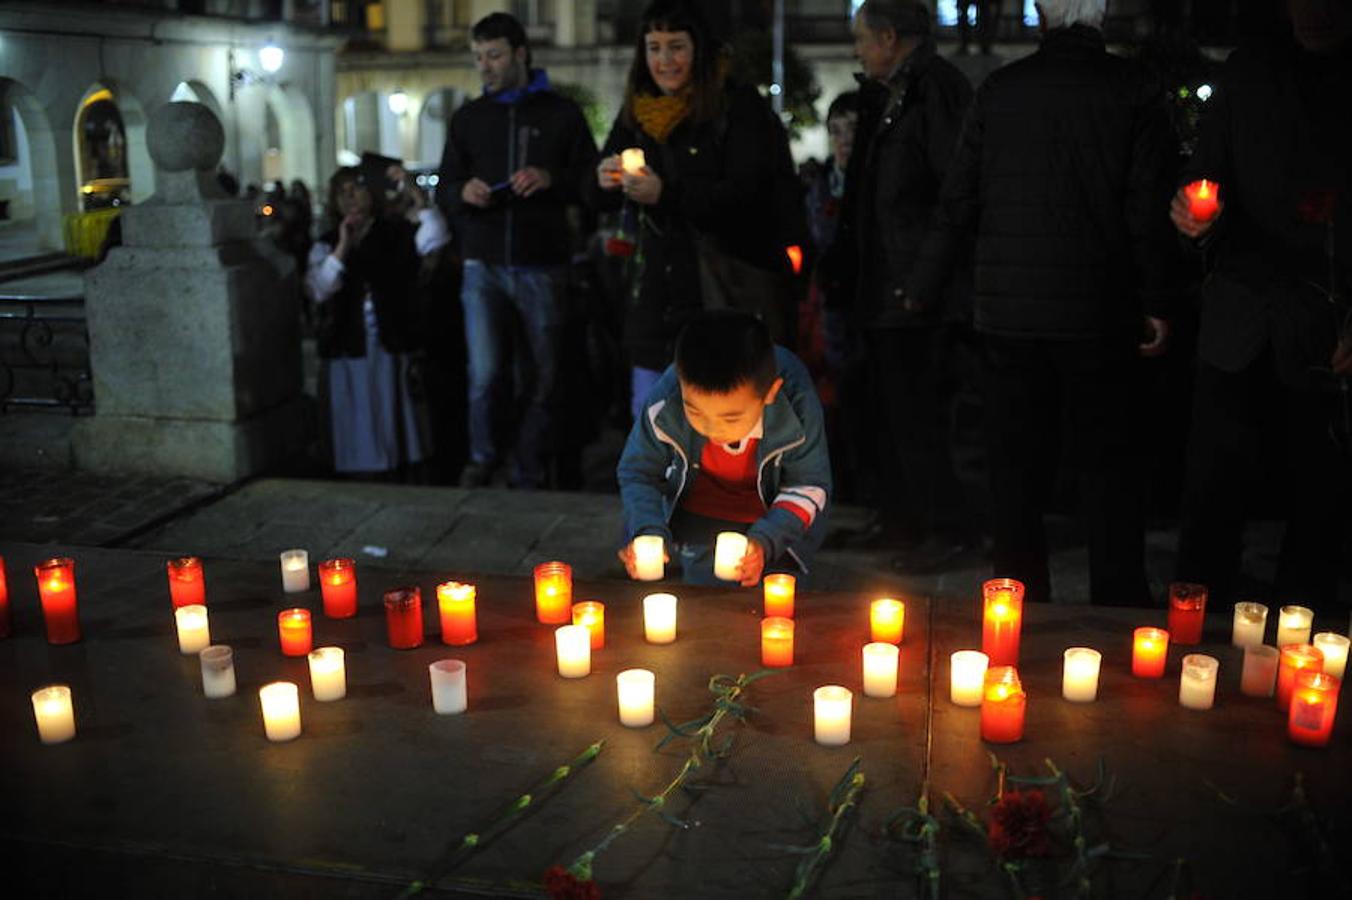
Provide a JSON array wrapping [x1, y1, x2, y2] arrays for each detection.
[[617, 311, 832, 586]]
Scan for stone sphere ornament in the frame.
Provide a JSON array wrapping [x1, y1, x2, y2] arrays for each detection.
[[147, 101, 225, 173]]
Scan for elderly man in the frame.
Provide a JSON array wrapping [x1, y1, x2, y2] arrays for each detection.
[[907, 0, 1175, 605]]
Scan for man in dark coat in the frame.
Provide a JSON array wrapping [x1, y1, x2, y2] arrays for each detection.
[[907, 0, 1175, 606]]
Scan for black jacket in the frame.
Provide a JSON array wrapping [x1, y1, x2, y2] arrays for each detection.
[[316, 218, 420, 359], [909, 26, 1175, 340], [437, 72, 596, 267]]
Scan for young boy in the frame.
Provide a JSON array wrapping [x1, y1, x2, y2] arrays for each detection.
[[617, 311, 832, 586]]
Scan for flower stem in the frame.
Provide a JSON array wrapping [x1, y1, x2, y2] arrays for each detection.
[[786, 758, 866, 899]]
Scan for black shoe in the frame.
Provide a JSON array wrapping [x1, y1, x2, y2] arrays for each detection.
[[891, 535, 980, 574], [458, 462, 494, 488]]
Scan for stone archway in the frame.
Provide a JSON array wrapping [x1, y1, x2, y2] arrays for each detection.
[[416, 88, 465, 169], [237, 82, 318, 191], [0, 77, 63, 253], [73, 81, 154, 208]]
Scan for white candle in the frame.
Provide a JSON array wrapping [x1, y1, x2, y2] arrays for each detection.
[[280, 549, 309, 593], [616, 668, 655, 727], [1313, 632, 1350, 680], [31, 684, 75, 745], [429, 659, 468, 714], [813, 685, 853, 746], [643, 592, 678, 644], [1179, 654, 1219, 710], [258, 681, 301, 742], [307, 646, 347, 702], [1276, 605, 1314, 648], [632, 535, 665, 581], [713, 532, 748, 582], [174, 603, 210, 655], [199, 645, 236, 699], [1231, 602, 1268, 648], [862, 642, 899, 698], [1240, 644, 1280, 697], [555, 624, 591, 678], [1061, 647, 1102, 703], [620, 147, 647, 175], [950, 650, 989, 707]]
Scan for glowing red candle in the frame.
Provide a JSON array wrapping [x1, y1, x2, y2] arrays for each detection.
[[534, 562, 572, 624], [571, 600, 605, 651], [166, 557, 206, 609], [761, 616, 794, 668], [438, 581, 478, 646], [980, 666, 1026, 744], [1167, 582, 1206, 645], [763, 574, 795, 619], [0, 556, 11, 639], [1184, 179, 1220, 222], [318, 558, 358, 619], [1288, 670, 1340, 748], [277, 608, 313, 657], [34, 557, 80, 645], [384, 586, 424, 650], [982, 579, 1023, 667], [1132, 627, 1169, 678], [1277, 643, 1324, 712]]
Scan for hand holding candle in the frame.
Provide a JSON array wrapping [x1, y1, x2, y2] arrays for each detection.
[[631, 535, 666, 581], [1182, 179, 1221, 223], [713, 532, 748, 582], [621, 148, 647, 175]]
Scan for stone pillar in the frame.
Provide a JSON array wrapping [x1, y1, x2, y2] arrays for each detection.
[[73, 101, 306, 483]]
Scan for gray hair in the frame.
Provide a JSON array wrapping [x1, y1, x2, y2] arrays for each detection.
[[1036, 0, 1107, 29], [856, 0, 932, 38]]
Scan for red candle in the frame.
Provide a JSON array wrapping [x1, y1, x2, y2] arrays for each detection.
[[534, 562, 572, 624], [438, 581, 478, 646], [571, 600, 605, 651], [1184, 179, 1220, 222], [981, 579, 1023, 667], [870, 598, 905, 644], [166, 557, 206, 609], [1288, 670, 1340, 748], [318, 558, 358, 619], [763, 574, 795, 619], [0, 556, 11, 639], [1277, 643, 1324, 712], [761, 616, 794, 668], [1167, 582, 1206, 645], [34, 557, 80, 645], [384, 586, 424, 650], [1132, 627, 1169, 678], [980, 666, 1026, 744], [277, 608, 313, 657]]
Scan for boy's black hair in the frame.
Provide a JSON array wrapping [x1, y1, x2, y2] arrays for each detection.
[[675, 311, 778, 395], [471, 12, 532, 67], [827, 90, 861, 122]]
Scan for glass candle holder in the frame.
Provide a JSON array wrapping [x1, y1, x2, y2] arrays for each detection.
[[980, 666, 1026, 744], [0, 555, 11, 639], [534, 561, 573, 624], [616, 668, 656, 727], [308, 646, 347, 702], [1231, 602, 1268, 648], [279, 549, 310, 593], [429, 659, 468, 714], [1288, 670, 1340, 748], [862, 642, 900, 698], [1312, 632, 1350, 681], [437, 581, 478, 646], [34, 557, 80, 645], [318, 558, 358, 619], [572, 601, 606, 651], [1277, 643, 1324, 711], [982, 578, 1024, 666], [1276, 605, 1314, 648], [258, 681, 301, 742], [621, 147, 647, 175], [950, 650, 989, 707], [1183, 179, 1221, 221], [384, 586, 424, 650], [32, 684, 76, 745], [632, 535, 665, 581], [1167, 582, 1207, 646], [1062, 647, 1102, 703], [1179, 654, 1220, 710], [1132, 627, 1169, 678], [166, 557, 206, 609], [761, 616, 794, 668], [763, 574, 796, 618], [174, 604, 211, 655], [200, 645, 237, 699], [1240, 644, 1280, 698], [713, 532, 748, 581], [277, 608, 313, 657], [870, 598, 905, 644], [813, 685, 853, 746]]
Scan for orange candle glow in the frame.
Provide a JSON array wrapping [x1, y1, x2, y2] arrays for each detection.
[[761, 616, 794, 668], [35, 557, 80, 645], [870, 598, 905, 644], [277, 608, 313, 657], [1132, 627, 1169, 678], [318, 558, 358, 619], [534, 561, 572, 624], [1288, 670, 1340, 748], [1277, 643, 1325, 712], [1184, 179, 1220, 222], [166, 557, 206, 609], [572, 600, 606, 651], [980, 666, 1026, 744], [0, 555, 11, 639], [437, 581, 478, 646], [982, 579, 1023, 667], [763, 574, 796, 619]]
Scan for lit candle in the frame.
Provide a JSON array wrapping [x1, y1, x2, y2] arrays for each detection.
[[1277, 643, 1324, 711], [1061, 647, 1102, 703], [1132, 627, 1169, 679], [980, 666, 1026, 744], [950, 650, 989, 707], [1240, 644, 1280, 698], [1167, 582, 1207, 646], [1313, 632, 1350, 680], [1288, 670, 1340, 748], [279, 549, 309, 593], [31, 684, 75, 745], [318, 558, 358, 619], [616, 668, 656, 727], [1231, 601, 1268, 648], [534, 562, 573, 624], [643, 592, 678, 644], [870, 598, 905, 644], [555, 624, 591, 678], [982, 578, 1024, 666], [0, 555, 10, 639], [813, 685, 853, 746], [199, 645, 236, 699], [174, 604, 210, 655], [1178, 654, 1220, 710], [761, 616, 794, 668], [862, 642, 900, 698], [34, 557, 80, 645], [572, 601, 606, 651], [258, 681, 301, 742], [1276, 605, 1314, 648], [1183, 179, 1220, 222], [621, 147, 647, 175], [429, 659, 468, 714], [632, 535, 665, 581], [713, 532, 748, 582], [166, 557, 206, 609], [763, 573, 796, 619], [307, 646, 346, 702], [384, 586, 424, 650], [437, 581, 478, 646], [277, 608, 313, 657]]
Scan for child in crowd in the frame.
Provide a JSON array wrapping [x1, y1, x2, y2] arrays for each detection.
[[617, 311, 832, 586]]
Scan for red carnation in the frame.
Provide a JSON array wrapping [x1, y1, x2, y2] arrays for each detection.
[[543, 865, 601, 900], [987, 789, 1054, 859], [604, 236, 636, 258]]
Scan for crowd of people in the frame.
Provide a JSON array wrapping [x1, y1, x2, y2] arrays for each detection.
[[288, 0, 1349, 612]]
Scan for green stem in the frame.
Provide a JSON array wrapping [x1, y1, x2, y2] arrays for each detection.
[[787, 760, 866, 899]]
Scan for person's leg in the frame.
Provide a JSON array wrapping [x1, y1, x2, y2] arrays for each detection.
[[460, 260, 512, 484], [867, 329, 923, 544], [506, 266, 566, 488]]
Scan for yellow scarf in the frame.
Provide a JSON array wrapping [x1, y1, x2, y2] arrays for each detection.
[[631, 93, 690, 144]]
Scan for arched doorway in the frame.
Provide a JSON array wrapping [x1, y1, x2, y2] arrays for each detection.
[[72, 82, 153, 210], [417, 88, 465, 169], [237, 82, 318, 191], [0, 77, 63, 255]]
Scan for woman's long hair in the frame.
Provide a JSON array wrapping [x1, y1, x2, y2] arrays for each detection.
[[321, 166, 384, 238], [622, 0, 727, 128]]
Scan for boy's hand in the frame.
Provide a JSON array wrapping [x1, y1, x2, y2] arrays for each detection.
[[735, 537, 768, 587], [618, 539, 669, 580]]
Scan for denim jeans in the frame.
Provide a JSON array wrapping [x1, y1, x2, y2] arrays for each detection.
[[461, 259, 566, 487]]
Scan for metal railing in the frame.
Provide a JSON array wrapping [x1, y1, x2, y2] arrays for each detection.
[[0, 293, 94, 414]]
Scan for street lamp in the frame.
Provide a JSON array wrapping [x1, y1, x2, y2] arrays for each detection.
[[388, 89, 409, 117], [230, 42, 286, 100], [258, 43, 285, 74]]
